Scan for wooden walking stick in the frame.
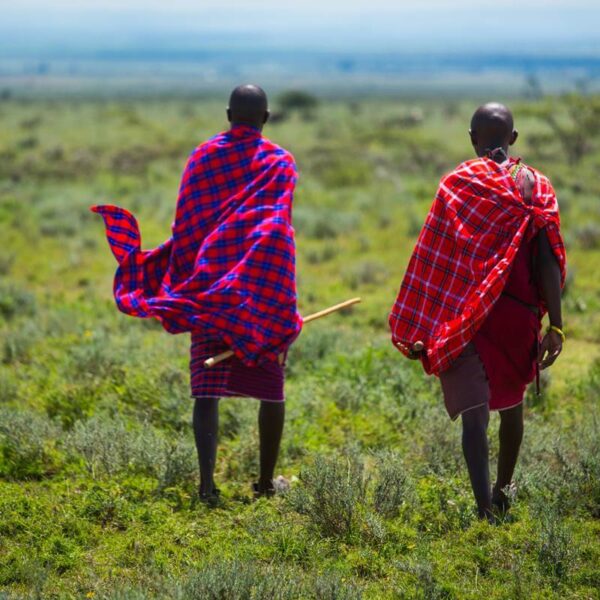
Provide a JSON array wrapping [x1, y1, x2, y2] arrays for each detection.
[[203, 297, 362, 368]]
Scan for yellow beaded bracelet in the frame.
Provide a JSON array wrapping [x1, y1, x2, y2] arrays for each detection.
[[548, 325, 566, 343]]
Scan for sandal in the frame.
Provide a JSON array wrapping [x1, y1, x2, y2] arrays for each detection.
[[252, 482, 276, 499], [199, 486, 221, 508], [252, 476, 291, 499], [492, 482, 516, 515]]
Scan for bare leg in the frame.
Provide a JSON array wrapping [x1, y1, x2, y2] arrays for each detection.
[[257, 401, 285, 493], [493, 403, 524, 508], [461, 404, 492, 519], [193, 397, 219, 495]]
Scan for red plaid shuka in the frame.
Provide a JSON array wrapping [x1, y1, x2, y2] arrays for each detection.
[[389, 156, 566, 375], [92, 124, 302, 366]]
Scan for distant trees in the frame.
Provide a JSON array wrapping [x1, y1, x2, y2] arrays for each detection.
[[277, 90, 319, 113], [273, 90, 319, 122], [522, 94, 600, 165]]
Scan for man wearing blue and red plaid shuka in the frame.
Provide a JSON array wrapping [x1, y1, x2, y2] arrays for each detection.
[[93, 85, 302, 505]]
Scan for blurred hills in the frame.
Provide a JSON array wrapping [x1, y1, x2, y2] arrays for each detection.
[[1, 0, 599, 97]]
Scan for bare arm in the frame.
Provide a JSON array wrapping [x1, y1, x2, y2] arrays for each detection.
[[537, 228, 563, 369]]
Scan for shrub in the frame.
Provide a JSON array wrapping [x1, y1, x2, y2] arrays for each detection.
[[0, 407, 60, 479], [575, 223, 600, 250], [521, 412, 600, 517], [373, 451, 412, 518], [343, 260, 388, 289], [328, 378, 363, 412], [68, 332, 126, 383], [79, 484, 133, 529], [94, 562, 362, 600], [44, 384, 97, 429], [0, 370, 18, 403], [0, 252, 14, 276], [2, 320, 38, 364], [286, 325, 352, 377], [67, 417, 164, 478], [308, 151, 372, 188], [304, 244, 338, 265], [157, 435, 197, 490], [277, 90, 319, 114], [395, 560, 451, 599], [287, 450, 369, 539], [0, 282, 36, 321], [417, 410, 462, 475], [180, 561, 300, 600], [537, 507, 575, 583], [293, 206, 358, 239]]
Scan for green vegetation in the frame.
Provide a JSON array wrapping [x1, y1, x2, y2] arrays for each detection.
[[0, 94, 599, 598]]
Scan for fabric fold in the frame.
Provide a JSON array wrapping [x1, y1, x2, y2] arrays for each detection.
[[389, 156, 566, 375], [92, 125, 302, 366]]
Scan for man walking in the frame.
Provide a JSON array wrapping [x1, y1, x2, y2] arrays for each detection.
[[93, 85, 301, 505]]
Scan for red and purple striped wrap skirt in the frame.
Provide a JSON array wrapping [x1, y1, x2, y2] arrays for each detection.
[[190, 333, 285, 402]]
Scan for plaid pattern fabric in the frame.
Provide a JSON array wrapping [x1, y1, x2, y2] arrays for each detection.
[[389, 157, 566, 376], [190, 334, 285, 401], [190, 336, 231, 398], [92, 124, 302, 366]]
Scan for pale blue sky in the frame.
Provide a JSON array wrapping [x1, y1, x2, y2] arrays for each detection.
[[2, 0, 599, 55]]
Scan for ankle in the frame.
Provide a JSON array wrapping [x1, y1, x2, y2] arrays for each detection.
[[477, 506, 495, 523], [257, 478, 274, 492], [492, 482, 508, 498], [199, 479, 217, 495]]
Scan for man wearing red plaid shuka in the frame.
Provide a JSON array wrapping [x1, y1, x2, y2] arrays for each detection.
[[93, 85, 301, 505], [389, 103, 566, 520]]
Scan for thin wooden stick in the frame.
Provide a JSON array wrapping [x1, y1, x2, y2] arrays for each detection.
[[203, 297, 361, 368]]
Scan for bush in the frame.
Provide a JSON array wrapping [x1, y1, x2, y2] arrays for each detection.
[[79, 485, 132, 529], [0, 282, 35, 321], [0, 370, 18, 403], [537, 507, 575, 583], [286, 325, 354, 377], [0, 408, 60, 479], [0, 252, 14, 276], [44, 384, 97, 429], [287, 451, 369, 539], [95, 561, 362, 600], [67, 417, 197, 489], [67, 417, 164, 478], [417, 410, 462, 476], [304, 244, 338, 265], [308, 150, 372, 188], [157, 435, 197, 490], [2, 320, 38, 364], [328, 378, 363, 412], [293, 206, 358, 239], [521, 411, 600, 517], [373, 451, 412, 518], [277, 90, 319, 114], [68, 332, 126, 382], [343, 260, 388, 289], [575, 223, 600, 249], [395, 560, 451, 599]]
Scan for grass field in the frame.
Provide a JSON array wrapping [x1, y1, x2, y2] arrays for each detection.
[[0, 93, 599, 598]]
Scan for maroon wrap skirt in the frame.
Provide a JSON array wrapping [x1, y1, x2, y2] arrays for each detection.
[[190, 334, 285, 402]]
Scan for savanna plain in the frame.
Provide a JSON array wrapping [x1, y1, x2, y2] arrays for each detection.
[[0, 92, 599, 598]]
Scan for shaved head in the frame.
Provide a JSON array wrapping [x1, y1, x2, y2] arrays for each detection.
[[227, 84, 269, 130], [469, 102, 518, 160]]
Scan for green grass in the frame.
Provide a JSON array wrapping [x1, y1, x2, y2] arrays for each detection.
[[0, 94, 599, 598]]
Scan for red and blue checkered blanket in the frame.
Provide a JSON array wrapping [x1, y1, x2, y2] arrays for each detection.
[[92, 124, 302, 366], [389, 156, 566, 375]]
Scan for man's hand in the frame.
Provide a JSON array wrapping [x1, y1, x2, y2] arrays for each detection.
[[538, 329, 563, 370], [397, 340, 424, 360]]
